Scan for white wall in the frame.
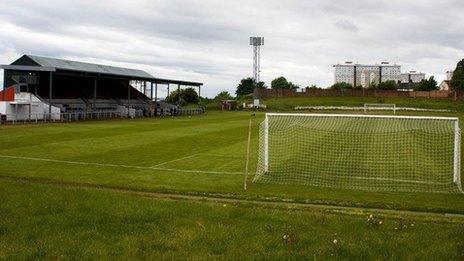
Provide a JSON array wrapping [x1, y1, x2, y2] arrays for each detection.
[[0, 102, 6, 115], [0, 92, 61, 121]]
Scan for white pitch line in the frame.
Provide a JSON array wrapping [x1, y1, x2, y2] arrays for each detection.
[[275, 172, 451, 186], [0, 155, 242, 175], [201, 154, 256, 159], [151, 166, 241, 175], [151, 153, 201, 167]]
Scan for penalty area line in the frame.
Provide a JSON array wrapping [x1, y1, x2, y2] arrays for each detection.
[[152, 152, 254, 167], [0, 155, 242, 175], [152, 153, 201, 167]]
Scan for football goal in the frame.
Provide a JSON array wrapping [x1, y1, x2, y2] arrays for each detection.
[[254, 113, 462, 194], [364, 103, 396, 114]]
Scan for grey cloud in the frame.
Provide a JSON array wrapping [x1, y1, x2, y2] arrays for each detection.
[[0, 0, 463, 97], [335, 19, 358, 31]]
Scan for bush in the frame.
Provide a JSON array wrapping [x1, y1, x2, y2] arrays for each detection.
[[330, 82, 352, 89], [377, 80, 397, 90]]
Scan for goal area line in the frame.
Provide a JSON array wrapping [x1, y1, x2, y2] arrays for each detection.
[[0, 155, 243, 175], [259, 172, 453, 186]]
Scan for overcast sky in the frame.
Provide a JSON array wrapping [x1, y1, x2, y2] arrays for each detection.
[[0, 0, 463, 97]]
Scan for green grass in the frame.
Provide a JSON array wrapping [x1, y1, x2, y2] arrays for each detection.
[[1, 179, 463, 259], [0, 110, 463, 214], [2, 96, 464, 258]]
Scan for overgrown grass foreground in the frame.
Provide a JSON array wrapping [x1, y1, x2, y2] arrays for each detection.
[[0, 179, 463, 259]]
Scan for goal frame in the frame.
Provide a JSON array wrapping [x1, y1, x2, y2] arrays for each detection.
[[363, 103, 396, 114], [262, 113, 461, 190]]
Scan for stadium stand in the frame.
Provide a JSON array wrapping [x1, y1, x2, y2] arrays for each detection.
[[0, 55, 203, 123]]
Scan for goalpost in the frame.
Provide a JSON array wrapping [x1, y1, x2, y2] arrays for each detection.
[[254, 113, 462, 194], [364, 103, 396, 114]]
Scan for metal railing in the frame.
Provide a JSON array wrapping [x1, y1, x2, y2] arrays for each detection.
[[0, 111, 127, 125], [177, 107, 205, 116], [0, 108, 205, 125], [155, 107, 205, 116]]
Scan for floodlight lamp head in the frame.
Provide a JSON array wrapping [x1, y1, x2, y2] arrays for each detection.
[[250, 37, 264, 46]]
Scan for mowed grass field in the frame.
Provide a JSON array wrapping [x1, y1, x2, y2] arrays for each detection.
[[0, 97, 464, 258], [0, 110, 462, 213]]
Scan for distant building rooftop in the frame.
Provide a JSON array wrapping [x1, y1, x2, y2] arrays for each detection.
[[334, 61, 399, 67]]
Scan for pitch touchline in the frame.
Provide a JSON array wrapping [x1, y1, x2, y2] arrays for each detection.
[[0, 155, 242, 175]]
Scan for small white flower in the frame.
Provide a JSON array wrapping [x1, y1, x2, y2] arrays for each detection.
[[333, 239, 338, 244]]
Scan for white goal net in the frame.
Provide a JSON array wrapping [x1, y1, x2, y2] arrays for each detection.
[[254, 113, 462, 194], [364, 103, 396, 114]]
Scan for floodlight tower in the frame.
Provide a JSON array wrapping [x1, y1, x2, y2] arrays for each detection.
[[250, 36, 264, 98]]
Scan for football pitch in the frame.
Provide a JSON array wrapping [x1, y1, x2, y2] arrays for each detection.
[[0, 110, 463, 258]]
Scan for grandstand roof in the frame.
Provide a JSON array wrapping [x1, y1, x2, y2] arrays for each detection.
[[1, 55, 203, 86]]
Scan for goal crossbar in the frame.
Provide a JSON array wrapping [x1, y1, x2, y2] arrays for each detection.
[[256, 113, 462, 194], [265, 113, 458, 121]]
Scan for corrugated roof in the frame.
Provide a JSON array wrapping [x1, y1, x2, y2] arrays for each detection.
[[25, 55, 155, 79]]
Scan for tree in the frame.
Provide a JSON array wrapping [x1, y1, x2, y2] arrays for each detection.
[[256, 81, 266, 89], [271, 77, 288, 89], [182, 87, 200, 103], [165, 87, 199, 104], [305, 84, 321, 90], [330, 82, 352, 89], [235, 78, 254, 96], [377, 80, 397, 90], [214, 91, 234, 101], [235, 77, 265, 96], [367, 82, 377, 89], [450, 59, 464, 91], [165, 89, 182, 103], [288, 81, 300, 90], [270, 77, 299, 90], [415, 76, 438, 91]]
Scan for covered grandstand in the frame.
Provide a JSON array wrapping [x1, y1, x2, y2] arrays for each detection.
[[0, 55, 203, 123]]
